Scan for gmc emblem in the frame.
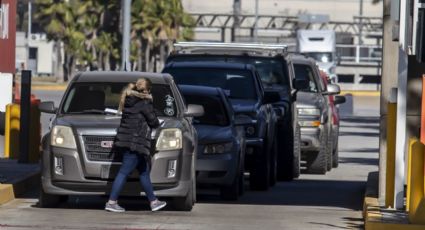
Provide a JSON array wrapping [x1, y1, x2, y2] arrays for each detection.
[[100, 141, 113, 148]]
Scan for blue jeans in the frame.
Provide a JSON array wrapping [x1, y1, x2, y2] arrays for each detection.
[[109, 151, 156, 202]]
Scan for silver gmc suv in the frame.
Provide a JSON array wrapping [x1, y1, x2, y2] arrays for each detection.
[[38, 71, 203, 211]]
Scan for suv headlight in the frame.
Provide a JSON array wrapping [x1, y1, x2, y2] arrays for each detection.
[[204, 142, 233, 154], [298, 108, 320, 116], [156, 128, 182, 151], [51, 125, 77, 149]]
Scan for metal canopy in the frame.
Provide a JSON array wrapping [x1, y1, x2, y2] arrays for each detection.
[[188, 13, 383, 36]]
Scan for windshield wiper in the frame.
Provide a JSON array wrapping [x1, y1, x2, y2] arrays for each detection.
[[68, 109, 107, 115]]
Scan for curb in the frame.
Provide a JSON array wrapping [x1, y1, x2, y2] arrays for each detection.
[[0, 171, 40, 206], [363, 171, 425, 230]]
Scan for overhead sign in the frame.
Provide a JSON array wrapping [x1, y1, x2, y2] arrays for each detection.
[[0, 0, 16, 74]]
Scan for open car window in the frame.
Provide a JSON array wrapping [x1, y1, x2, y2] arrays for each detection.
[[183, 94, 230, 126]]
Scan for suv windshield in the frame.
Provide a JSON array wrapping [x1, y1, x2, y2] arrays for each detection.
[[62, 82, 178, 117], [167, 56, 289, 88], [165, 68, 257, 100], [183, 94, 229, 126]]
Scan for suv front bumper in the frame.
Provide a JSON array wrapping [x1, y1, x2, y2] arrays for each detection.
[[41, 146, 192, 198], [196, 152, 238, 186], [300, 126, 323, 152]]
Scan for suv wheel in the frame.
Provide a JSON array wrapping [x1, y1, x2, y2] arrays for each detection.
[[305, 130, 327, 174], [332, 142, 339, 168], [38, 188, 64, 208], [326, 130, 333, 171], [277, 124, 300, 181], [173, 180, 195, 211], [249, 147, 270, 191], [292, 125, 301, 179], [220, 172, 240, 200], [269, 137, 278, 186]]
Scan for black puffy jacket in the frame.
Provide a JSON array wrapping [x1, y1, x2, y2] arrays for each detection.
[[115, 95, 160, 155]]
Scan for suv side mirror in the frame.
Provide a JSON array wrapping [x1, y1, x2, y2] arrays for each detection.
[[263, 90, 281, 104], [39, 101, 57, 114], [184, 104, 204, 117], [293, 78, 309, 90], [334, 95, 346, 105], [324, 84, 341, 95]]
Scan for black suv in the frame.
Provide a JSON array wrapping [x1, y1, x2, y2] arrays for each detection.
[[166, 42, 303, 181], [163, 62, 279, 190]]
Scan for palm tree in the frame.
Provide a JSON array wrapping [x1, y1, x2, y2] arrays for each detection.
[[35, 0, 68, 81]]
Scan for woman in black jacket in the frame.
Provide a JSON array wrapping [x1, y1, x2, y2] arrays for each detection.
[[105, 78, 167, 213]]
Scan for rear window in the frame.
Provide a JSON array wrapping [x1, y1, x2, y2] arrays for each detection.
[[167, 56, 289, 88], [164, 68, 257, 100], [183, 94, 229, 126], [61, 82, 178, 117]]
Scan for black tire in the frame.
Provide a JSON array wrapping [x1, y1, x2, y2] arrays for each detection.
[[269, 137, 277, 186], [38, 188, 62, 208], [173, 180, 195, 211], [305, 130, 327, 174], [292, 125, 301, 179], [332, 142, 339, 168], [326, 129, 333, 171], [238, 160, 245, 196], [220, 173, 240, 201], [249, 147, 270, 191], [277, 124, 300, 181], [238, 171, 245, 196]]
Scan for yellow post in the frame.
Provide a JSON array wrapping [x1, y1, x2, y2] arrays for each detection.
[[385, 102, 397, 208], [408, 140, 425, 224], [4, 103, 41, 162], [4, 104, 21, 158], [406, 138, 418, 212]]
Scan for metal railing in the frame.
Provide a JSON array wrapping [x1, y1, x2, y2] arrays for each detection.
[[336, 44, 382, 66]]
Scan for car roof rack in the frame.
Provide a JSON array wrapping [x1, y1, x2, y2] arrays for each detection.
[[173, 42, 288, 55]]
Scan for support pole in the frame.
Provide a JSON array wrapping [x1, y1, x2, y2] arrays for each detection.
[[18, 70, 31, 163], [253, 0, 258, 42], [121, 0, 131, 71], [385, 89, 397, 208]]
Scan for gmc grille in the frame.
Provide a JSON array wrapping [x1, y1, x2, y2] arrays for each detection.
[[83, 136, 120, 162]]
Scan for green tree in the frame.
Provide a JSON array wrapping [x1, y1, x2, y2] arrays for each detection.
[[35, 0, 194, 78]]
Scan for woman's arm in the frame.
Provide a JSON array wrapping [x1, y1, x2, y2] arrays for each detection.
[[141, 102, 160, 128]]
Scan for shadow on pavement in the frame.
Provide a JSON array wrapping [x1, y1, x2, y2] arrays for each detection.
[[339, 131, 379, 137], [196, 179, 365, 211], [339, 157, 379, 166], [340, 116, 379, 124]]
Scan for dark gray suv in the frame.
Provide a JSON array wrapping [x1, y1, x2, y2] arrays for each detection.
[[289, 55, 341, 174], [163, 62, 279, 191], [38, 71, 203, 211]]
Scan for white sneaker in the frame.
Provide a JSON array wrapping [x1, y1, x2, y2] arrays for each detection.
[[150, 200, 167, 212]]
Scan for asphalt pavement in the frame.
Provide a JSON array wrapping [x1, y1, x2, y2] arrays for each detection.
[[0, 90, 380, 230]]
